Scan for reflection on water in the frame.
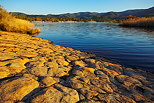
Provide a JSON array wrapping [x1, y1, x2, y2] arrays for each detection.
[[35, 22, 154, 72], [120, 26, 154, 33]]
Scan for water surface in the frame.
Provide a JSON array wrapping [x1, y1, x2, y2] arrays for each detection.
[[35, 22, 154, 72]]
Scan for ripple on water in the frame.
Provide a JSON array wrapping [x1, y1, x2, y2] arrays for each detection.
[[35, 22, 154, 72]]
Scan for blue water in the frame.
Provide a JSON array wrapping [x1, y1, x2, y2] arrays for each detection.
[[35, 22, 154, 72]]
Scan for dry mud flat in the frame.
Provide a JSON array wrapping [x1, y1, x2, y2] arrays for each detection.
[[0, 31, 153, 103]]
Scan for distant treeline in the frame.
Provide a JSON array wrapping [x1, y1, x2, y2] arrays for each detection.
[[13, 15, 119, 23], [11, 13, 154, 28]]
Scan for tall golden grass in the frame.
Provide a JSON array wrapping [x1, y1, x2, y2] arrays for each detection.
[[0, 7, 40, 34], [120, 17, 154, 28]]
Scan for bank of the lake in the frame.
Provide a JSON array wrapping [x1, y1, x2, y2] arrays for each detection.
[[0, 31, 153, 103]]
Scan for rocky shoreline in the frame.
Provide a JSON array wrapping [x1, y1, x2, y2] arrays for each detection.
[[0, 31, 154, 103]]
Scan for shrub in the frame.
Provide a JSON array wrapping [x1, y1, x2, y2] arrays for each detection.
[[0, 7, 40, 34], [120, 17, 154, 28], [28, 28, 41, 35]]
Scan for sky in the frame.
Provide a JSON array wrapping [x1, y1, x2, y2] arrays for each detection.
[[0, 0, 154, 14]]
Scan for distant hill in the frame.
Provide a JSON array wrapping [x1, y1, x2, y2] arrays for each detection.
[[11, 12, 27, 16], [119, 7, 154, 17], [137, 7, 154, 16], [11, 7, 154, 19]]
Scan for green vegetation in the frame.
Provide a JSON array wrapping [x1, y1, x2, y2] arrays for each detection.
[[0, 7, 40, 34], [120, 16, 154, 28], [14, 15, 118, 23]]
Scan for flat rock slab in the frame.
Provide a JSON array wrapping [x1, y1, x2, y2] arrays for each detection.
[[0, 74, 39, 102], [0, 31, 154, 103], [31, 84, 79, 103]]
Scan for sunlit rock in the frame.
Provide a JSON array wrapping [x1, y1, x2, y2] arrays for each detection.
[[0, 75, 39, 102], [0, 31, 153, 102], [31, 84, 79, 103], [42, 76, 59, 86]]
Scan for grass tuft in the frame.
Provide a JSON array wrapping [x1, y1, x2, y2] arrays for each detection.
[[0, 7, 40, 34]]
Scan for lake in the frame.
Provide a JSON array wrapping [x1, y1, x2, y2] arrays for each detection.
[[35, 22, 154, 72]]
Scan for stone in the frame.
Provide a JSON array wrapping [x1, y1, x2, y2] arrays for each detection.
[[29, 66, 48, 76], [101, 84, 113, 93], [8, 62, 26, 73], [28, 61, 45, 67], [66, 55, 79, 61], [0, 58, 29, 79], [84, 59, 96, 64], [123, 68, 136, 76], [0, 62, 9, 66], [132, 93, 151, 102], [73, 70, 84, 77], [56, 59, 69, 66], [101, 68, 119, 78], [83, 67, 95, 73], [38, 48, 54, 54], [84, 59, 96, 67], [0, 76, 39, 102], [71, 81, 83, 89], [130, 74, 147, 82], [48, 66, 71, 77], [79, 77, 89, 83], [97, 93, 136, 103], [0, 66, 10, 79], [94, 70, 110, 82], [123, 77, 142, 86], [106, 65, 123, 74], [115, 75, 128, 83], [94, 70, 105, 75], [46, 60, 59, 68], [0, 56, 13, 61], [42, 76, 58, 86], [87, 91, 99, 99], [73, 60, 87, 67], [79, 94, 85, 100], [31, 84, 79, 103], [20, 52, 38, 57]]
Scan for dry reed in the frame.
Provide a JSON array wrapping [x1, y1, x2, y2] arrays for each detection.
[[0, 7, 40, 34], [120, 17, 154, 28]]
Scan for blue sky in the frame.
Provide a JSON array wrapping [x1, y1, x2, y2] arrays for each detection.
[[0, 0, 154, 14]]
